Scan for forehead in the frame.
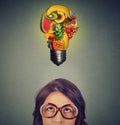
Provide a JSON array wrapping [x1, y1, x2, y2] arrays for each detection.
[[44, 91, 74, 107]]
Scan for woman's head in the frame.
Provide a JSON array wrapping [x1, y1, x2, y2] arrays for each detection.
[[33, 78, 88, 125]]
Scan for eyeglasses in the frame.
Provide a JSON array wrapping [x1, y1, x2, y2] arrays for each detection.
[[40, 103, 78, 119]]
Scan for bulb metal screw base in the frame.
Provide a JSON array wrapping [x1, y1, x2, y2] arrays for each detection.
[[50, 50, 66, 66]]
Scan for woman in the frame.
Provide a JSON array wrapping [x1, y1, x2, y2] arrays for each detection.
[[33, 78, 88, 125]]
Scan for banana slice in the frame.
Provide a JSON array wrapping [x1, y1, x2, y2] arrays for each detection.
[[46, 5, 71, 18], [55, 11, 65, 23]]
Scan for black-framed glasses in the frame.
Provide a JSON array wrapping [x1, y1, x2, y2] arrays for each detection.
[[40, 103, 78, 119]]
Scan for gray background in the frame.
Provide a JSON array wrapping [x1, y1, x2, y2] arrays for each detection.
[[0, 0, 120, 125]]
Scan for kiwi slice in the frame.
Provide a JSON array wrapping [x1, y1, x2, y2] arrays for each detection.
[[45, 12, 58, 20]]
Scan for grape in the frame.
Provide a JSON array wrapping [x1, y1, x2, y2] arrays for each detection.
[[65, 28, 71, 34], [72, 19, 76, 24]]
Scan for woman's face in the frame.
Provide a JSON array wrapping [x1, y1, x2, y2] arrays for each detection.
[[40, 91, 77, 125]]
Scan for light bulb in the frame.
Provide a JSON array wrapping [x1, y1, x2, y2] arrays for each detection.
[[40, 4, 78, 66]]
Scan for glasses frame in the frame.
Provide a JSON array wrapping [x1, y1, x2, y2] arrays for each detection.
[[40, 103, 78, 119]]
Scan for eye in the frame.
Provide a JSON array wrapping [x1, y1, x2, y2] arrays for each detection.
[[65, 108, 71, 113], [46, 105, 55, 112], [63, 106, 72, 113]]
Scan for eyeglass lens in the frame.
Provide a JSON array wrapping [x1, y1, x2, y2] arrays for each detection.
[[40, 103, 78, 119]]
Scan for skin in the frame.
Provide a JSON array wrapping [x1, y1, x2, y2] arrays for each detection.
[[41, 91, 76, 125]]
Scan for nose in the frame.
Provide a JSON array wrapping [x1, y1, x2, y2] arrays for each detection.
[[54, 111, 63, 123]]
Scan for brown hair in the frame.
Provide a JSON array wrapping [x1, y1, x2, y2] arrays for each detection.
[[33, 78, 88, 125]]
